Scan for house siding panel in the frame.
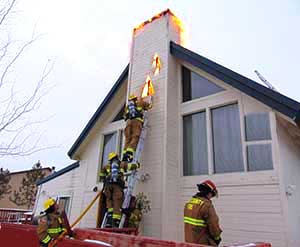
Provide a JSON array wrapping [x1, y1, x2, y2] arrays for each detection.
[[34, 165, 82, 223], [35, 12, 300, 247], [177, 69, 286, 247], [128, 13, 182, 239], [277, 119, 300, 247]]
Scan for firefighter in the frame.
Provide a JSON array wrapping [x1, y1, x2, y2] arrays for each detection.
[[184, 180, 222, 246], [122, 94, 152, 163], [36, 198, 67, 247], [99, 152, 126, 228]]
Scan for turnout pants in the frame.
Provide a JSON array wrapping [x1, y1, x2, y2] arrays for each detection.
[[104, 183, 124, 221], [124, 119, 143, 152]]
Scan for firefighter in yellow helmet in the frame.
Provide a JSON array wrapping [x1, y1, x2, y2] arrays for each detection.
[[36, 198, 68, 247], [99, 152, 127, 228], [122, 94, 152, 164], [184, 180, 222, 246]]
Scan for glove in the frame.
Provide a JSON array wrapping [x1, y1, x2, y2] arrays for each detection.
[[128, 162, 140, 171]]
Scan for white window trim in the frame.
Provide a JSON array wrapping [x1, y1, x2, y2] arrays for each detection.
[[181, 61, 232, 92], [48, 193, 73, 218], [97, 121, 125, 183], [245, 111, 274, 172], [178, 63, 275, 177], [180, 64, 276, 177], [57, 195, 72, 217]]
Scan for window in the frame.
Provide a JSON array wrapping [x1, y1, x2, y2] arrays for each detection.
[[58, 196, 70, 214], [101, 132, 118, 167], [245, 112, 273, 171], [212, 104, 244, 173], [183, 111, 208, 176], [182, 103, 244, 176], [245, 113, 271, 141], [100, 130, 123, 168], [182, 66, 224, 102], [113, 104, 125, 122], [247, 144, 273, 171]]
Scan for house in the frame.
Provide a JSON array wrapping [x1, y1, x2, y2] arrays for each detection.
[[0, 165, 52, 210], [34, 10, 300, 247]]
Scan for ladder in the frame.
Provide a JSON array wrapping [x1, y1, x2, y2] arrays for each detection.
[[119, 111, 149, 228], [100, 111, 150, 228]]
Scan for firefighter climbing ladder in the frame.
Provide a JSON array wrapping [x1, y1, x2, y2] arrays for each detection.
[[119, 110, 149, 228], [100, 110, 150, 228], [101, 53, 157, 229]]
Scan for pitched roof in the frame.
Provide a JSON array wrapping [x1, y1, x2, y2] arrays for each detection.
[[10, 167, 52, 176], [68, 65, 129, 158], [170, 41, 300, 126], [36, 161, 80, 186], [68, 43, 300, 160]]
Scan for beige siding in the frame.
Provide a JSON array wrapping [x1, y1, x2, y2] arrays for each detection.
[[161, 23, 182, 240], [277, 118, 300, 247], [35, 12, 299, 247], [127, 13, 182, 239], [180, 174, 285, 246], [35, 76, 127, 227], [34, 165, 82, 222], [75, 78, 128, 228], [176, 63, 287, 246]]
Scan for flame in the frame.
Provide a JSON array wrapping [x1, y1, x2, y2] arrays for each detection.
[[141, 75, 155, 98], [152, 53, 161, 76], [133, 9, 188, 47], [133, 9, 172, 34], [170, 15, 188, 47]]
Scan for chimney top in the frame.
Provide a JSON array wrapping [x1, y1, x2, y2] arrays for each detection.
[[133, 9, 183, 35]]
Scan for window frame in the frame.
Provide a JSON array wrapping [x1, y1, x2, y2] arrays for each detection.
[[211, 103, 244, 174], [181, 65, 226, 103], [182, 110, 209, 176], [180, 63, 276, 176], [97, 120, 125, 183], [57, 196, 71, 214], [181, 99, 244, 176], [180, 76, 242, 176], [54, 194, 73, 218], [244, 112, 274, 172]]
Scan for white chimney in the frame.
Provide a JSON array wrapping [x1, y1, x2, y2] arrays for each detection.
[[127, 9, 184, 240]]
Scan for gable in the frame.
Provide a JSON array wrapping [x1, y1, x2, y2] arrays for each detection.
[[170, 41, 300, 126], [68, 65, 129, 159]]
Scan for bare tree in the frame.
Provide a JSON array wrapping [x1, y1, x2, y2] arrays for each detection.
[[0, 0, 53, 157], [9, 161, 45, 209], [0, 167, 11, 199]]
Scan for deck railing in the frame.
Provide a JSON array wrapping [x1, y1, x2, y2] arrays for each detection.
[[0, 208, 32, 224]]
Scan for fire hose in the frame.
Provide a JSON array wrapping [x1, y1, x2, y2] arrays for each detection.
[[49, 191, 102, 247]]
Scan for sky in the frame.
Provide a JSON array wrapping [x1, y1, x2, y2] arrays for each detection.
[[1, 0, 300, 172]]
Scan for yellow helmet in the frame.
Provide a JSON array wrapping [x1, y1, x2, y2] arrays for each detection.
[[129, 94, 137, 101], [44, 198, 56, 211], [108, 152, 118, 161]]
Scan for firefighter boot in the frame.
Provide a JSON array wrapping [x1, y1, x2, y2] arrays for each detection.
[[105, 212, 113, 228]]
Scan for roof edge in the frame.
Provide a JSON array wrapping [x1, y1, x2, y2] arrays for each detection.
[[170, 41, 300, 122], [68, 64, 129, 158], [10, 167, 52, 175], [36, 162, 80, 186]]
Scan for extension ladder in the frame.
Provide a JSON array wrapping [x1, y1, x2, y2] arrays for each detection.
[[101, 111, 149, 228], [119, 111, 149, 228]]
